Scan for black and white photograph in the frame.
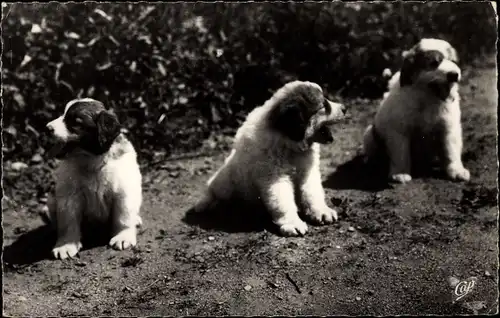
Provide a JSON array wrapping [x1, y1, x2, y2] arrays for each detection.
[[1, 1, 498, 316]]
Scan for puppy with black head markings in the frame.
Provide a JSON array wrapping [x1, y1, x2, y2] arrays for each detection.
[[363, 39, 469, 184], [384, 38, 459, 99], [45, 98, 143, 259], [194, 81, 347, 237]]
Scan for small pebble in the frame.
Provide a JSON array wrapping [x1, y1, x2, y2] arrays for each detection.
[[368, 290, 375, 295], [268, 282, 279, 288], [169, 171, 180, 178], [31, 154, 43, 164], [208, 236, 215, 241], [485, 271, 491, 277], [18, 296, 27, 302], [348, 226, 355, 232], [195, 256, 205, 263], [10, 162, 28, 171], [336, 245, 341, 249], [355, 296, 361, 301], [244, 285, 252, 291]]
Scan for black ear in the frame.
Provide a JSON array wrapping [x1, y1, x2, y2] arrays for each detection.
[[400, 53, 416, 87], [269, 100, 308, 142], [96, 111, 121, 149]]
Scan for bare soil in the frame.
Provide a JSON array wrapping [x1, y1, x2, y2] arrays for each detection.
[[2, 59, 498, 316]]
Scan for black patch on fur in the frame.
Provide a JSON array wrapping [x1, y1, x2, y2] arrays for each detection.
[[268, 88, 325, 142], [63, 101, 121, 155], [64, 100, 106, 132], [96, 111, 121, 151], [400, 50, 445, 86]]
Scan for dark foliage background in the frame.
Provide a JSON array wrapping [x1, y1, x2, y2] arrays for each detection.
[[1, 2, 497, 164]]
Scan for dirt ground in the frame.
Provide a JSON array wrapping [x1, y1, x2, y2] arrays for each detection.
[[2, 58, 498, 316]]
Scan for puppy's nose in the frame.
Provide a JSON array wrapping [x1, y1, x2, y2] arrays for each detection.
[[46, 124, 55, 134], [340, 104, 347, 115], [447, 71, 459, 83]]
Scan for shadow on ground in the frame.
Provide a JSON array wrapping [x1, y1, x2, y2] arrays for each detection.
[[3, 226, 55, 266], [3, 223, 113, 266], [183, 201, 280, 235], [324, 153, 459, 192], [324, 154, 392, 192]]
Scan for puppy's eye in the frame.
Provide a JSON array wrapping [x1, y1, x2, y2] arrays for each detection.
[[68, 117, 84, 130], [429, 59, 440, 68]]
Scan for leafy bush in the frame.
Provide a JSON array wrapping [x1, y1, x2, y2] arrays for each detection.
[[2, 2, 497, 163]]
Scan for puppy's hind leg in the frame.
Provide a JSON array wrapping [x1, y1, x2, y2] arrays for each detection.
[[52, 193, 84, 260], [195, 159, 234, 213], [386, 131, 412, 183], [262, 176, 308, 237]]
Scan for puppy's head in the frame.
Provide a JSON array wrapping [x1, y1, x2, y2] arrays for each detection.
[[46, 98, 121, 158], [268, 81, 346, 146], [404, 38, 459, 64], [399, 48, 461, 100]]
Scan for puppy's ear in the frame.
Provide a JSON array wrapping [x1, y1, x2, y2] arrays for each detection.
[[270, 100, 308, 142], [96, 110, 121, 148], [400, 53, 416, 87]]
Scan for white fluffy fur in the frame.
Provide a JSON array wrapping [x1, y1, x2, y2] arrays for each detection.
[[195, 81, 345, 237], [363, 41, 469, 183], [46, 99, 143, 259]]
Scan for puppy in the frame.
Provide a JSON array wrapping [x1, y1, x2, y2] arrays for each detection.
[[194, 81, 347, 236], [362, 40, 469, 183], [384, 38, 459, 99], [45, 98, 143, 259]]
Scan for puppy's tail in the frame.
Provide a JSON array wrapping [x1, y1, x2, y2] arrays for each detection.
[[362, 125, 378, 163], [383, 71, 400, 100], [40, 194, 56, 226], [40, 208, 52, 225]]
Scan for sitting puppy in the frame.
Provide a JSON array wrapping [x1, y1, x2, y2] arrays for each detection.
[[384, 38, 459, 99], [194, 81, 347, 236], [362, 39, 469, 183], [45, 98, 143, 259]]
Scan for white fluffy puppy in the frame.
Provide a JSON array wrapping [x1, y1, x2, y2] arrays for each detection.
[[195, 81, 347, 236], [45, 98, 143, 259], [384, 38, 459, 99], [363, 42, 469, 184]]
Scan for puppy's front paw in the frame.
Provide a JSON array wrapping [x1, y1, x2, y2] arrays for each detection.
[[276, 218, 308, 237], [109, 228, 137, 250], [447, 164, 470, 182], [390, 173, 412, 184], [305, 206, 338, 225], [52, 242, 82, 260]]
